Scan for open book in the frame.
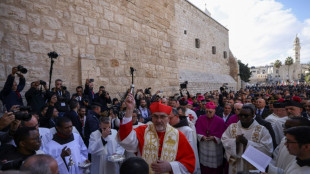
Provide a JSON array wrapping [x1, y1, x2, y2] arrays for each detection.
[[242, 145, 272, 172]]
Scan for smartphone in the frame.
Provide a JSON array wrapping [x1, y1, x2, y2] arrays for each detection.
[[89, 79, 94, 82], [159, 90, 163, 93]]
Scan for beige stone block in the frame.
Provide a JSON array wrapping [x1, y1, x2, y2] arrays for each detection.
[[90, 35, 99, 44], [85, 17, 97, 27], [76, 6, 88, 16], [71, 13, 84, 24], [133, 21, 141, 31], [99, 19, 109, 29], [86, 44, 95, 54], [103, 30, 118, 39], [29, 40, 53, 53], [92, 5, 103, 13], [107, 39, 117, 47], [92, 28, 102, 35], [110, 22, 121, 32], [57, 31, 66, 41], [55, 9, 64, 18], [73, 23, 88, 36], [19, 24, 29, 34], [99, 37, 107, 45], [72, 46, 79, 57], [0, 4, 26, 21], [0, 19, 18, 32], [114, 14, 124, 24], [104, 9, 114, 21], [14, 51, 37, 65], [30, 28, 42, 39], [96, 45, 114, 57], [67, 33, 78, 44], [42, 16, 61, 29], [123, 17, 133, 27], [53, 43, 71, 56], [43, 29, 56, 41], [0, 63, 5, 80], [0, 48, 12, 63], [4, 33, 27, 51]]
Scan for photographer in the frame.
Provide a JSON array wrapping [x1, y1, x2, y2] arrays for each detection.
[[94, 86, 111, 112], [72, 86, 90, 108], [52, 79, 70, 116], [25, 80, 48, 114], [84, 79, 95, 103], [0, 67, 26, 111]]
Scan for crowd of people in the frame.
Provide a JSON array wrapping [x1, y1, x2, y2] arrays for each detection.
[[1, 67, 310, 174]]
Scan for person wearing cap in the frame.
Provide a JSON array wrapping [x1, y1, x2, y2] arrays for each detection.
[[222, 104, 273, 174], [84, 102, 102, 146], [118, 93, 195, 174], [195, 102, 226, 174], [285, 97, 303, 117], [265, 101, 288, 145]]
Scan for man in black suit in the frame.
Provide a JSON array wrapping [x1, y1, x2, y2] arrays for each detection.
[[72, 86, 90, 108], [256, 98, 272, 119], [246, 103, 277, 148], [218, 103, 234, 123], [84, 102, 102, 146], [64, 99, 82, 136]]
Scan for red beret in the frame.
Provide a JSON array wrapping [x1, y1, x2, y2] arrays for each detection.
[[150, 102, 172, 115]]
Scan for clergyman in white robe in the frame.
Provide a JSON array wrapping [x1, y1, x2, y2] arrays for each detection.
[[43, 132, 88, 174], [88, 129, 125, 174], [221, 120, 273, 174]]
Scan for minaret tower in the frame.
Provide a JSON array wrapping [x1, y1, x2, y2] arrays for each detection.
[[294, 35, 301, 64]]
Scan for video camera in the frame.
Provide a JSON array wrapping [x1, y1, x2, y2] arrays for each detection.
[[180, 81, 188, 89], [144, 87, 151, 95], [17, 65, 27, 74]]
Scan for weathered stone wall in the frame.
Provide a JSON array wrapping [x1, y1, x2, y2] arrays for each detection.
[[0, 0, 237, 98]]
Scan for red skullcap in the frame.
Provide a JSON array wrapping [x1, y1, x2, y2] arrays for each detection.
[[197, 95, 205, 101], [150, 102, 172, 115]]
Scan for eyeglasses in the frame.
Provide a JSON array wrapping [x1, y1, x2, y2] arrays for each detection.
[[285, 138, 298, 144], [238, 114, 251, 118], [206, 110, 213, 114], [234, 108, 241, 111]]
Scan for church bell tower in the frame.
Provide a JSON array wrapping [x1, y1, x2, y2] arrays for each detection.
[[294, 35, 301, 64]]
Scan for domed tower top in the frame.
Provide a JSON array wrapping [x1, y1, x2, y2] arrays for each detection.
[[294, 34, 301, 63]]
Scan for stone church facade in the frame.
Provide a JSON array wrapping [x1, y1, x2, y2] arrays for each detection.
[[0, 0, 239, 97]]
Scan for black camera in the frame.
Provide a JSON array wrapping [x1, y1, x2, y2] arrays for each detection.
[[17, 65, 27, 74], [62, 86, 67, 91], [89, 79, 94, 82], [145, 87, 151, 95], [180, 81, 188, 89], [40, 80, 47, 86], [48, 51, 59, 59], [14, 112, 32, 121]]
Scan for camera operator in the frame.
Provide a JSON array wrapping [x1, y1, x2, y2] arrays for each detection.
[[84, 79, 95, 103], [25, 80, 48, 114], [0, 67, 26, 111], [94, 86, 111, 112], [72, 86, 90, 108], [52, 79, 70, 116]]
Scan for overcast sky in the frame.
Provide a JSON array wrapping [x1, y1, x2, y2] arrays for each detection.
[[188, 0, 310, 67]]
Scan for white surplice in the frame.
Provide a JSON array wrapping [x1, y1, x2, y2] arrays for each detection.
[[272, 116, 288, 145], [88, 129, 125, 174], [43, 133, 88, 174], [221, 120, 273, 174], [268, 137, 295, 174], [177, 126, 201, 174]]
